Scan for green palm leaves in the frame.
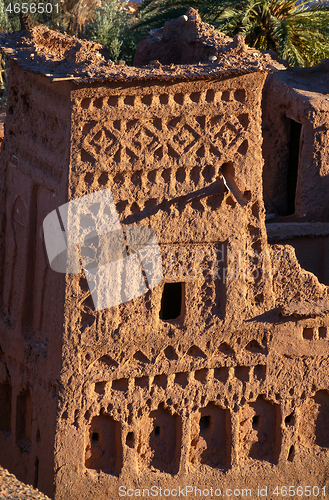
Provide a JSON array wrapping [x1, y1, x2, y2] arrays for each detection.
[[217, 0, 329, 65]]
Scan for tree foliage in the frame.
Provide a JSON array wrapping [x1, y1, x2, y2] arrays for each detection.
[[137, 0, 329, 66], [85, 0, 138, 64]]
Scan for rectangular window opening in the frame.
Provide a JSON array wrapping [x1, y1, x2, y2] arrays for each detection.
[[287, 119, 302, 216], [159, 282, 185, 321]]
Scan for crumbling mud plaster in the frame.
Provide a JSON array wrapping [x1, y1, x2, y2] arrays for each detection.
[[0, 14, 329, 500], [263, 62, 329, 222], [263, 63, 329, 290]]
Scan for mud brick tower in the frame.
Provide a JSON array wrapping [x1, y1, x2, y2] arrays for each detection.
[[0, 19, 329, 500]]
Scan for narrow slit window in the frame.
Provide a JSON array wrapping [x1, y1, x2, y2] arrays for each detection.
[[160, 282, 184, 321], [200, 415, 211, 433], [287, 119, 302, 216]]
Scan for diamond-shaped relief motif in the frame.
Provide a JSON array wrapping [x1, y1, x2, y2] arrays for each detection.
[[215, 123, 240, 149], [212, 117, 246, 150], [80, 109, 247, 166], [191, 114, 247, 157], [132, 125, 162, 154], [171, 124, 201, 154], [125, 122, 164, 163]]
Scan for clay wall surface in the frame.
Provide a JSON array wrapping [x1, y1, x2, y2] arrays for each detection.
[[53, 74, 329, 499], [263, 63, 329, 221], [0, 21, 329, 500], [0, 62, 72, 497], [263, 62, 329, 296]]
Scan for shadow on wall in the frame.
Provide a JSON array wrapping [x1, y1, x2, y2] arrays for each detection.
[[275, 236, 329, 286], [0, 378, 11, 435], [16, 385, 32, 453]]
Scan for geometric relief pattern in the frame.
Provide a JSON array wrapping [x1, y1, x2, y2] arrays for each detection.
[[80, 99, 249, 169], [84, 337, 266, 373]]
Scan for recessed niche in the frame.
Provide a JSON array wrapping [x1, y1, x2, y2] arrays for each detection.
[[112, 378, 128, 391], [214, 367, 229, 383], [254, 365, 266, 381], [285, 412, 295, 426], [124, 95, 135, 106], [206, 89, 215, 102], [135, 376, 149, 389], [240, 395, 281, 463], [190, 403, 231, 468], [175, 372, 188, 388], [303, 328, 314, 340], [85, 414, 122, 475], [154, 374, 167, 389], [148, 405, 181, 474], [108, 96, 119, 106], [235, 366, 249, 382], [126, 431, 135, 448], [95, 382, 106, 395], [314, 390, 329, 448], [287, 445, 295, 462], [319, 327, 327, 339], [195, 369, 208, 382]]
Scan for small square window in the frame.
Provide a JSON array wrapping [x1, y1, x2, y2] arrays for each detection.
[[159, 282, 185, 321]]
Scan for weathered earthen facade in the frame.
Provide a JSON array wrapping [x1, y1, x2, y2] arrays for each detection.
[[0, 13, 329, 500]]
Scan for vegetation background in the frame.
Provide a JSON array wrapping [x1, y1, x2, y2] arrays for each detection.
[[1, 0, 329, 100]]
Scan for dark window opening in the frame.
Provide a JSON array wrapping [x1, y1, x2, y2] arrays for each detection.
[[252, 415, 260, 428], [154, 425, 160, 436], [91, 432, 99, 441], [287, 445, 295, 462], [160, 282, 184, 321], [126, 432, 135, 448], [200, 415, 211, 433], [287, 119, 302, 216]]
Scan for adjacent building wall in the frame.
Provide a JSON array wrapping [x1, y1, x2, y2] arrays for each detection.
[[0, 61, 72, 497]]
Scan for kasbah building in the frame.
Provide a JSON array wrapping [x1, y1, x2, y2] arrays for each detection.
[[0, 7, 329, 500]]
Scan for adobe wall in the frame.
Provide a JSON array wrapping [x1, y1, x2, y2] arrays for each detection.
[[0, 21, 329, 500], [0, 61, 72, 497], [56, 73, 329, 498], [54, 68, 278, 499], [263, 62, 329, 221], [262, 62, 329, 288]]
